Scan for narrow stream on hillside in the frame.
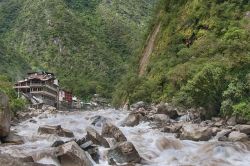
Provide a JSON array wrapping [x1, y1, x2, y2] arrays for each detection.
[[0, 109, 250, 166]]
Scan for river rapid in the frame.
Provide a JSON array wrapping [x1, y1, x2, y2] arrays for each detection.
[[0, 109, 250, 166]]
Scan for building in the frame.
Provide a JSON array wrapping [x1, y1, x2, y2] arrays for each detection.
[[14, 71, 59, 108]]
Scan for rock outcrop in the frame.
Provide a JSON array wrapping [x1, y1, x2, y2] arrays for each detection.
[[0, 92, 11, 138]]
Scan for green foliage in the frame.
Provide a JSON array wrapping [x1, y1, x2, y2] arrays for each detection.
[[0, 75, 26, 113], [174, 64, 227, 113], [114, 0, 250, 119], [0, 0, 157, 99]]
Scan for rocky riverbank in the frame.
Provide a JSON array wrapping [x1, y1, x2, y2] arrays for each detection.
[[0, 101, 250, 165]]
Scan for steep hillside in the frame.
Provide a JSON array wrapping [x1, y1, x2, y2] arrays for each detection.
[[114, 0, 250, 119], [0, 0, 157, 98]]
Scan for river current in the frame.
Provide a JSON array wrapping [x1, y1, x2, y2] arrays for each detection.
[[0, 109, 250, 166]]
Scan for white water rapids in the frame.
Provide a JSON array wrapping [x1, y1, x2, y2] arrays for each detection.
[[0, 109, 250, 166]]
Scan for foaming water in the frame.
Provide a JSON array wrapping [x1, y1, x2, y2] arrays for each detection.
[[1, 109, 250, 166]]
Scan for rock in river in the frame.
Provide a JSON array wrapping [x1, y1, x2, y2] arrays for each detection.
[[102, 122, 127, 142], [180, 123, 213, 141], [107, 141, 141, 165], [228, 131, 248, 142], [57, 141, 93, 166], [86, 126, 110, 148], [38, 125, 74, 138]]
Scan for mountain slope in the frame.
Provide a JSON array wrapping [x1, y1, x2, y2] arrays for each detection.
[[114, 0, 250, 119], [0, 0, 157, 98]]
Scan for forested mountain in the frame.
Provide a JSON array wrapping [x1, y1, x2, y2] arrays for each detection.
[[114, 0, 250, 119], [0, 0, 157, 98], [1, 0, 249, 119]]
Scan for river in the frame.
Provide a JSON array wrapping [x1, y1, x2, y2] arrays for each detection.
[[0, 109, 250, 166]]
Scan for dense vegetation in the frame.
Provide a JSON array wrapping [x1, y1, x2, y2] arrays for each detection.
[[113, 0, 250, 119], [0, 75, 26, 114], [0, 0, 157, 99]]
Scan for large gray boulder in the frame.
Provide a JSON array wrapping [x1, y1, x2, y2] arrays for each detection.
[[57, 141, 93, 166], [228, 131, 248, 142], [235, 125, 250, 135], [86, 127, 110, 148], [156, 103, 179, 119], [2, 131, 24, 145], [180, 124, 213, 141], [122, 112, 143, 127], [107, 141, 141, 165], [101, 122, 127, 142], [0, 92, 11, 138]]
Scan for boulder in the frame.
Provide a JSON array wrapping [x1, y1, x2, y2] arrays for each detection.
[[155, 137, 183, 151], [156, 103, 178, 119], [227, 116, 237, 126], [57, 141, 93, 166], [180, 124, 213, 141], [90, 115, 109, 127], [0, 153, 55, 166], [38, 125, 74, 138], [215, 129, 231, 141], [107, 142, 141, 165], [228, 131, 248, 142], [102, 122, 127, 142], [2, 131, 24, 145], [150, 114, 171, 124], [130, 101, 147, 110], [86, 127, 110, 148], [51, 140, 65, 147], [122, 113, 143, 127], [0, 92, 11, 138], [235, 125, 250, 135], [162, 123, 183, 133]]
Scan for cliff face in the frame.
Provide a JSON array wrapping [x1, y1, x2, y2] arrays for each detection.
[[113, 0, 250, 119]]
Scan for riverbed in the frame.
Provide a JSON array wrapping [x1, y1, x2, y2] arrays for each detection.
[[0, 109, 250, 166]]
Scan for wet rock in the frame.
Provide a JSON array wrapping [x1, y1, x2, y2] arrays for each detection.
[[2, 131, 24, 145], [57, 141, 93, 166], [0, 92, 11, 138], [227, 116, 237, 126], [102, 122, 127, 142], [180, 123, 213, 141], [156, 103, 178, 119], [162, 123, 182, 133], [90, 115, 109, 127], [38, 125, 74, 138], [76, 137, 87, 146], [0, 153, 55, 166], [150, 114, 171, 124], [156, 137, 183, 151], [228, 131, 248, 142], [130, 101, 147, 110], [235, 125, 250, 135], [86, 126, 110, 148], [51, 140, 65, 147], [29, 119, 37, 123], [122, 112, 143, 127], [107, 141, 141, 165], [215, 129, 231, 141]]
